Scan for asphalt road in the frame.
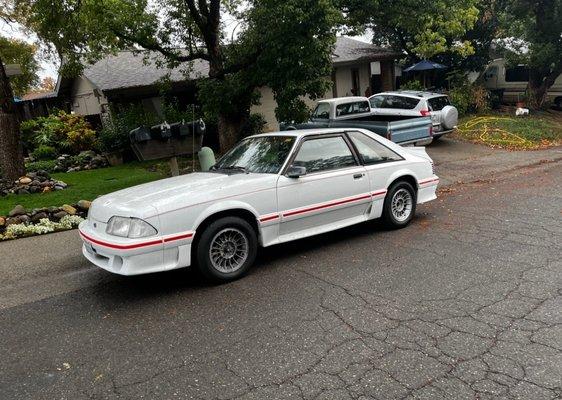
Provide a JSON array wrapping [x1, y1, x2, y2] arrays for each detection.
[[0, 141, 561, 399]]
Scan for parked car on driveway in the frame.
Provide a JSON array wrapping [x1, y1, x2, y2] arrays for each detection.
[[79, 128, 439, 282], [280, 97, 433, 146], [369, 91, 458, 138]]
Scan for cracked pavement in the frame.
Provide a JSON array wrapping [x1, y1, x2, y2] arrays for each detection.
[[0, 143, 560, 399]]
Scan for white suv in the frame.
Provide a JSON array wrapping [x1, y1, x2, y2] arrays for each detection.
[[369, 91, 458, 139]]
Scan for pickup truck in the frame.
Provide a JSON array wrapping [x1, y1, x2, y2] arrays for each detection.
[[280, 96, 433, 146]]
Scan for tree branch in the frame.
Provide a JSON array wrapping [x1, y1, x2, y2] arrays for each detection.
[[111, 28, 210, 63]]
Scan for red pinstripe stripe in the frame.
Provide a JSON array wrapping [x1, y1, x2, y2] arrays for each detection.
[[282, 194, 372, 218], [80, 231, 162, 250], [371, 190, 387, 196], [163, 232, 194, 242], [80, 230, 194, 250], [259, 215, 280, 222], [418, 178, 439, 185]]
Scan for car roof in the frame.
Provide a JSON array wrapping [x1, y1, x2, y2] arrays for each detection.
[[250, 128, 362, 139], [317, 96, 369, 105], [371, 90, 447, 99]]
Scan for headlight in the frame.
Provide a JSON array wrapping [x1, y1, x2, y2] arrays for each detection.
[[106, 216, 157, 238]]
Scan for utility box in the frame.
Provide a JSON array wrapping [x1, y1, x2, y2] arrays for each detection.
[[129, 119, 205, 161]]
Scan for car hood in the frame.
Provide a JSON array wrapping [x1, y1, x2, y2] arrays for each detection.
[[89, 172, 278, 222]]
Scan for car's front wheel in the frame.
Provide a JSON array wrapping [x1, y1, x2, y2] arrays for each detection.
[[382, 181, 416, 228], [195, 216, 258, 282]]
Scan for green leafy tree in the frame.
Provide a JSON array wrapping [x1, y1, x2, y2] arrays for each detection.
[[341, 0, 479, 59], [498, 0, 562, 108], [20, 0, 341, 152], [0, 37, 40, 96]]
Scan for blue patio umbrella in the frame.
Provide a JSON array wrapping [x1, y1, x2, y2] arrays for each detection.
[[403, 60, 447, 72], [403, 60, 447, 88]]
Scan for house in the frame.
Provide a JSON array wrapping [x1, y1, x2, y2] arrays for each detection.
[[24, 37, 402, 130]]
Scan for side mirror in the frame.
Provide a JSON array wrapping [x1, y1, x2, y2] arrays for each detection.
[[286, 165, 307, 178]]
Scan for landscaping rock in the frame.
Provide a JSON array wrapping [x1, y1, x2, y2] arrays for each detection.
[[2, 171, 67, 197], [0, 217, 5, 226], [42, 187, 52, 193], [61, 205, 77, 215], [31, 212, 48, 223], [5, 216, 23, 225], [9, 205, 26, 217], [77, 200, 92, 211], [52, 211, 68, 221]]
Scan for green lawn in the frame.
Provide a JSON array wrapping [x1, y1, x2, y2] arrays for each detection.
[[454, 112, 562, 149], [0, 163, 166, 216]]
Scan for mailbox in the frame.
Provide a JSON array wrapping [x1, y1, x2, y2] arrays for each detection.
[[129, 126, 151, 142], [129, 119, 205, 161], [151, 122, 172, 140]]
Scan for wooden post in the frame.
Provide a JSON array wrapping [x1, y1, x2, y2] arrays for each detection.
[[169, 156, 179, 177]]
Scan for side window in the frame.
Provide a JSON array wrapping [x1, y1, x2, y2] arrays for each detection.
[[347, 131, 402, 164], [336, 101, 370, 117], [505, 65, 529, 82], [312, 103, 330, 119], [369, 95, 385, 108], [428, 96, 450, 111], [292, 136, 357, 173], [397, 96, 421, 110]]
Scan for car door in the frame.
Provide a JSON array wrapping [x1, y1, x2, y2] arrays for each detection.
[[276, 134, 370, 241], [346, 131, 406, 219]]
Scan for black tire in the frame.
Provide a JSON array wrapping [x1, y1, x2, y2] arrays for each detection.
[[195, 216, 258, 282], [382, 181, 417, 229]]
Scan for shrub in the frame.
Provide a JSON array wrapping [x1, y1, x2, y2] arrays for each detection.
[[21, 111, 97, 155], [25, 160, 57, 173], [31, 145, 57, 160], [400, 79, 425, 91]]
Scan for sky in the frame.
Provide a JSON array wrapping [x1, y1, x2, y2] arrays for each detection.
[[1, 10, 373, 81]]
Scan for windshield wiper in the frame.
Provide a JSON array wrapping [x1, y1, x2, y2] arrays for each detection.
[[216, 165, 249, 174], [225, 165, 249, 173]]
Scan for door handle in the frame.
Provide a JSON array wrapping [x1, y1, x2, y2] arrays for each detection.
[[353, 173, 364, 179]]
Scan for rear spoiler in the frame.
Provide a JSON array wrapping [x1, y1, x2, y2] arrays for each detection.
[[403, 146, 433, 162]]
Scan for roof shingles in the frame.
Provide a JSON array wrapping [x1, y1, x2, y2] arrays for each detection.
[[82, 37, 400, 92]]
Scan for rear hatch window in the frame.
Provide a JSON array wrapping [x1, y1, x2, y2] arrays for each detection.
[[428, 96, 450, 111]]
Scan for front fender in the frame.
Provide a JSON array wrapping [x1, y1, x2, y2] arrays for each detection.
[[193, 200, 262, 233]]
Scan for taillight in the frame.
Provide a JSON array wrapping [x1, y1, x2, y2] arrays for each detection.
[[420, 109, 431, 116]]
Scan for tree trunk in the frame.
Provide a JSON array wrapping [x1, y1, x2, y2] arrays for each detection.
[[218, 113, 246, 153], [0, 57, 25, 181], [528, 66, 562, 109]]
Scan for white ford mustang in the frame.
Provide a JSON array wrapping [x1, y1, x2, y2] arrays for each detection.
[[79, 128, 438, 281]]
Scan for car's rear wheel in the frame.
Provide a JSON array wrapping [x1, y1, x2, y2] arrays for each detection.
[[195, 216, 258, 282], [382, 181, 416, 228]]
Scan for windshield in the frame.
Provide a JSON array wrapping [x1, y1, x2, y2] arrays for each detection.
[[213, 136, 296, 174], [312, 103, 330, 119]]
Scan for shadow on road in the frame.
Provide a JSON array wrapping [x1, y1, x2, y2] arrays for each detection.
[[88, 217, 403, 304]]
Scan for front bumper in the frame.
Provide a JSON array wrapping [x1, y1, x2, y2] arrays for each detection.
[[78, 221, 194, 276]]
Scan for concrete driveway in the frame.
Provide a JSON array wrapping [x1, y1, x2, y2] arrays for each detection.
[[0, 138, 560, 399]]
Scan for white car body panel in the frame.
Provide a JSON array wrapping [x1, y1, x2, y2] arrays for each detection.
[[79, 128, 438, 276]]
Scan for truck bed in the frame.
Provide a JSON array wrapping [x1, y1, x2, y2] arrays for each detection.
[[282, 115, 433, 145]]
